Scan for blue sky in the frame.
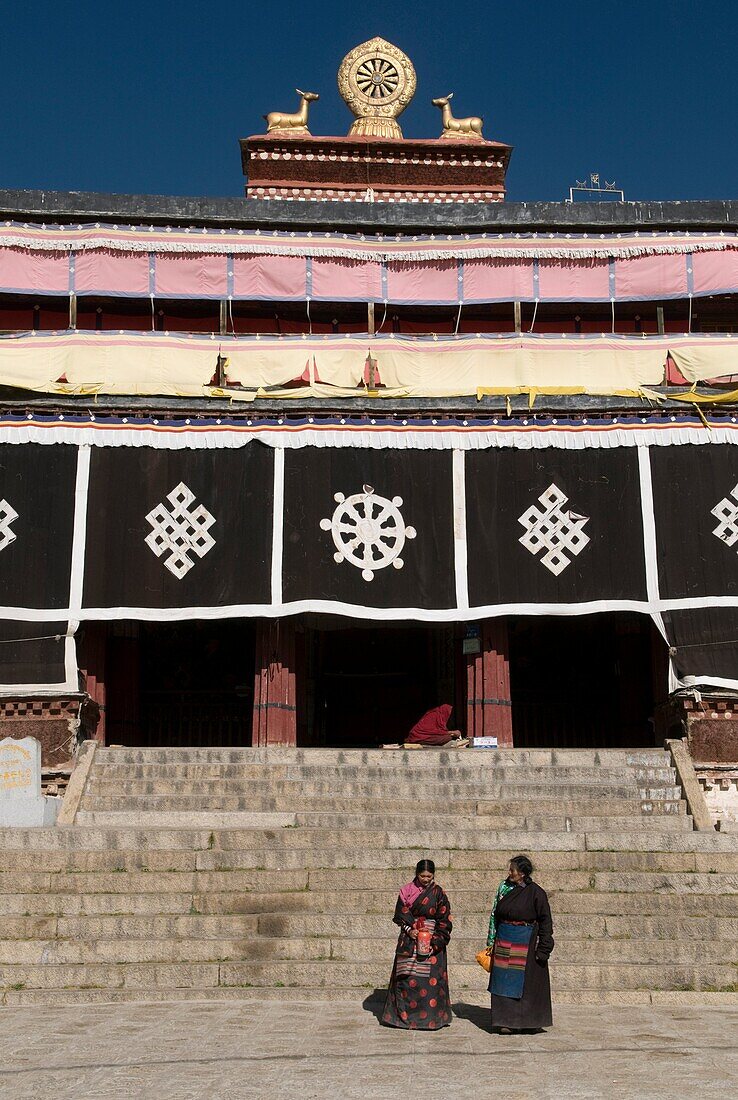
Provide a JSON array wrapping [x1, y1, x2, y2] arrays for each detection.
[[1, 0, 735, 202]]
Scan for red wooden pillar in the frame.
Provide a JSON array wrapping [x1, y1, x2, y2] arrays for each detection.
[[79, 622, 107, 743], [465, 619, 513, 747], [252, 619, 297, 747]]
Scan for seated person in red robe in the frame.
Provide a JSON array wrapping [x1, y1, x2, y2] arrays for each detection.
[[405, 703, 466, 746]]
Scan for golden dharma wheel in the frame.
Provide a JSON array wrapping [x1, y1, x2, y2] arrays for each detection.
[[338, 37, 417, 139]]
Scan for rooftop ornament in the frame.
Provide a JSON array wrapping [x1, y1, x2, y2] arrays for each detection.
[[338, 37, 416, 139], [431, 93, 484, 140], [263, 89, 320, 135]]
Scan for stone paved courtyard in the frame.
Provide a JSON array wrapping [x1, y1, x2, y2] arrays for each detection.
[[0, 1000, 736, 1099]]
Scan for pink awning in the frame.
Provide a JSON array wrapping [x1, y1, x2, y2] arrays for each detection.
[[233, 253, 307, 299], [154, 253, 228, 298], [537, 258, 611, 301], [75, 249, 150, 296], [0, 223, 733, 304], [0, 249, 69, 295]]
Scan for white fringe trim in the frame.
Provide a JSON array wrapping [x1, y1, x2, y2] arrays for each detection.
[[2, 423, 738, 451], [0, 231, 735, 261]]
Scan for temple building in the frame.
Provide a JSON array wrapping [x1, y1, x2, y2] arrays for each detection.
[[0, 35, 737, 793]]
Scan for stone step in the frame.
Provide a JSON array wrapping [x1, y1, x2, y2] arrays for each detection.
[[84, 766, 676, 786], [75, 802, 684, 830], [4, 888, 738, 919], [75, 810, 307, 829], [83, 774, 677, 800], [254, 912, 738, 941], [2, 959, 734, 992], [0, 891, 204, 916], [475, 800, 685, 817], [94, 747, 671, 767], [0, 850, 200, 873], [9, 826, 738, 854], [0, 844, 712, 871], [304, 868, 738, 894], [84, 763, 677, 784], [1, 867, 737, 896], [2, 911, 735, 943], [78, 800, 681, 823], [163, 848, 738, 874], [74, 791, 689, 816], [290, 812, 691, 832], [62, 825, 590, 849], [6, 828, 738, 859], [76, 792, 686, 818], [582, 833, 738, 854], [1, 935, 736, 967], [2, 829, 736, 857], [217, 888, 738, 919], [73, 808, 692, 833], [294, 765, 676, 783], [0, 961, 223, 990], [217, 960, 738, 992], [0, 869, 579, 894], [2, 846, 737, 875], [1, 847, 737, 876], [3, 986, 737, 1007]]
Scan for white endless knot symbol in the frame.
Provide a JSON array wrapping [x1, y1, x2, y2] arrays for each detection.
[[711, 483, 738, 551], [144, 482, 216, 580], [518, 483, 590, 576], [320, 484, 416, 582], [0, 499, 18, 553]]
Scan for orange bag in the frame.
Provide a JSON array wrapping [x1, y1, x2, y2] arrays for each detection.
[[476, 948, 492, 973]]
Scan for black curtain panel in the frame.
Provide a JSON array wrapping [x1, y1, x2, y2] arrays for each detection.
[[0, 620, 70, 685], [0, 439, 737, 690], [0, 444, 77, 609], [465, 448, 647, 607], [282, 448, 456, 610], [651, 444, 738, 600], [82, 443, 274, 609], [662, 607, 738, 683]]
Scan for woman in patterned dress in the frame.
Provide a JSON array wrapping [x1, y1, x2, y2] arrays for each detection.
[[381, 859, 453, 1030]]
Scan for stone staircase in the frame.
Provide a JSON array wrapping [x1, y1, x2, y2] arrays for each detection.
[[1, 746, 737, 1006]]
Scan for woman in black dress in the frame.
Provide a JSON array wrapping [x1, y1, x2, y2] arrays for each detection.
[[486, 854, 554, 1033]]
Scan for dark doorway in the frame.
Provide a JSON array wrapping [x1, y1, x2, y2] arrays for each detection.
[[302, 620, 458, 747], [106, 620, 255, 747], [508, 613, 666, 748]]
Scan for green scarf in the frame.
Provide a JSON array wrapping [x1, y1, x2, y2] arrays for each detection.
[[486, 880, 516, 947]]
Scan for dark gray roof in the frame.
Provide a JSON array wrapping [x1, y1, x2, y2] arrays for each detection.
[[0, 388, 727, 418], [0, 190, 736, 233]]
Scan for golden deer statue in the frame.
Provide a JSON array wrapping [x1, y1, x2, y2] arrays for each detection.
[[431, 93, 484, 139], [264, 89, 320, 134]]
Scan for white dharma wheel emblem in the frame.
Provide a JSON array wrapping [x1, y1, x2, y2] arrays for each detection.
[[320, 484, 416, 581]]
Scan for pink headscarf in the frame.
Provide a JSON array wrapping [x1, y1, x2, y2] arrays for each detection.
[[399, 879, 425, 906]]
